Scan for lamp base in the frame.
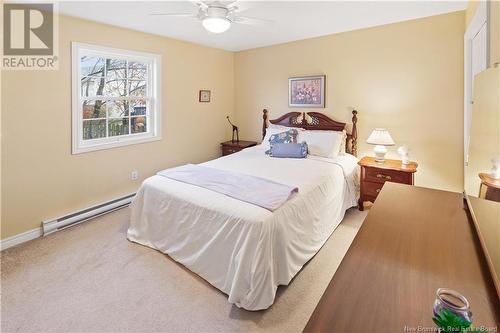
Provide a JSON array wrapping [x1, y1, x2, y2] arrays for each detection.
[[373, 145, 387, 163], [491, 156, 500, 179]]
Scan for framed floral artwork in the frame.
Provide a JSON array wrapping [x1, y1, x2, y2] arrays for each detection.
[[288, 75, 325, 108], [199, 90, 211, 102]]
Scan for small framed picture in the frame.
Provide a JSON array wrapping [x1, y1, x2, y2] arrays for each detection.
[[199, 90, 211, 103], [289, 75, 325, 108]]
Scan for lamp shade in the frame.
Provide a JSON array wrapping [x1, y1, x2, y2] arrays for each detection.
[[202, 17, 231, 33], [366, 128, 395, 146]]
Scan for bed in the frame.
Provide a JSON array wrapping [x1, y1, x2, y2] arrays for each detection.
[[127, 109, 359, 310]]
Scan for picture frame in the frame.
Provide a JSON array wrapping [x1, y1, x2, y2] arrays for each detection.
[[199, 90, 211, 103], [288, 75, 325, 108]]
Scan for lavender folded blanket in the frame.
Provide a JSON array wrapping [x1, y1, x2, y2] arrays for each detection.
[[157, 164, 298, 211]]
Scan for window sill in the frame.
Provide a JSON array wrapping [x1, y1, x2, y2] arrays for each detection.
[[72, 135, 161, 154]]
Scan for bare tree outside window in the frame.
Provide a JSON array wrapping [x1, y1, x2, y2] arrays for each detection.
[[72, 43, 160, 154], [80, 56, 148, 140]]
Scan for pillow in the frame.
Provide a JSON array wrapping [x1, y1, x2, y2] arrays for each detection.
[[269, 142, 308, 158], [299, 130, 344, 158], [265, 129, 299, 154], [262, 124, 304, 147], [338, 130, 347, 155], [268, 123, 304, 131], [262, 128, 284, 149]]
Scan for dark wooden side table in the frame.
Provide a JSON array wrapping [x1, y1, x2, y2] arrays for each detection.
[[479, 173, 500, 202], [358, 156, 418, 210], [220, 140, 257, 156]]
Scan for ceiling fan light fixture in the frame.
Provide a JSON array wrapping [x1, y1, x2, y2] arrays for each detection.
[[202, 17, 231, 33]]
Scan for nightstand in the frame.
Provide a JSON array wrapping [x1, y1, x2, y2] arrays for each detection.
[[358, 156, 418, 210], [220, 140, 257, 156], [479, 173, 500, 202]]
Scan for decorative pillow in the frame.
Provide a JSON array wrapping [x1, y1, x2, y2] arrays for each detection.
[[298, 130, 344, 158], [262, 128, 283, 149], [262, 125, 303, 149], [269, 142, 308, 158], [265, 129, 299, 154]]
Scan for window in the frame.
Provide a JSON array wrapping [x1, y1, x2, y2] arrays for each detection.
[[72, 42, 161, 154]]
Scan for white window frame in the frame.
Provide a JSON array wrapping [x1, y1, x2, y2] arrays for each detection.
[[72, 42, 161, 154]]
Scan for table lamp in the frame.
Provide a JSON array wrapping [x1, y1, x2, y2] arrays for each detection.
[[366, 128, 395, 163]]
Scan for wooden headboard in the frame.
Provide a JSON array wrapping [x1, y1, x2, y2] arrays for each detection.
[[262, 109, 358, 156]]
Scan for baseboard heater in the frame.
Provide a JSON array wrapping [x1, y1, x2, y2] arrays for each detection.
[[42, 193, 136, 236]]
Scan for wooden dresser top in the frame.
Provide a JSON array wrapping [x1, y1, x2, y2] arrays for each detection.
[[304, 183, 499, 332], [358, 156, 418, 173], [220, 140, 257, 148], [479, 173, 500, 189]]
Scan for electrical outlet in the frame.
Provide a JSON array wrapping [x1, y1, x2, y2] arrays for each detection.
[[131, 170, 139, 181]]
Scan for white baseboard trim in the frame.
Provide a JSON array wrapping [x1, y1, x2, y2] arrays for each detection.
[[0, 227, 42, 251], [42, 193, 135, 236], [1, 192, 135, 251]]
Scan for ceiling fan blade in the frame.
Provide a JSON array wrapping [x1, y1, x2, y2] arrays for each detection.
[[232, 15, 275, 27], [228, 1, 259, 15], [220, 0, 238, 7], [149, 13, 195, 17], [191, 1, 209, 10], [227, 5, 239, 13]]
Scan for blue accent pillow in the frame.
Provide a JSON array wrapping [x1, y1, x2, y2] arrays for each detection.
[[269, 142, 308, 158], [265, 129, 299, 155]]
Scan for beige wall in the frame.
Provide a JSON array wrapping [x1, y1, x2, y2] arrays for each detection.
[[490, 0, 500, 66], [234, 11, 465, 192], [1, 15, 234, 239]]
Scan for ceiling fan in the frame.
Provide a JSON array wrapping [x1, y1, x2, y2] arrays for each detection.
[[149, 1, 274, 34]]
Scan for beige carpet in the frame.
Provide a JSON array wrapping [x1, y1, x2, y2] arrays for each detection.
[[1, 207, 367, 333]]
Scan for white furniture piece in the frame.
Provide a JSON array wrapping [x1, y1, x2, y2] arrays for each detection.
[[366, 128, 395, 163]]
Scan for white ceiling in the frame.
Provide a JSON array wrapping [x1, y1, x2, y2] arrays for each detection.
[[58, 1, 467, 52]]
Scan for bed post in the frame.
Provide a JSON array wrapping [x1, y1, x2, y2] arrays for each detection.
[[351, 110, 358, 157], [262, 109, 268, 140]]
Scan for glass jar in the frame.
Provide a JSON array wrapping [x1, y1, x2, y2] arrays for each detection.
[[433, 288, 473, 327]]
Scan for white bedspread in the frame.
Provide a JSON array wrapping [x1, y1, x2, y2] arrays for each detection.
[[157, 164, 298, 211], [127, 145, 359, 310]]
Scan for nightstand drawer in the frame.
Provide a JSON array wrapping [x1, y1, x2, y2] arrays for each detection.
[[365, 167, 410, 184], [220, 140, 258, 156], [222, 146, 242, 156], [363, 181, 384, 198]]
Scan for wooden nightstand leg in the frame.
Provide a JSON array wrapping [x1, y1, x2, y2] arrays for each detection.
[[358, 199, 364, 211]]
